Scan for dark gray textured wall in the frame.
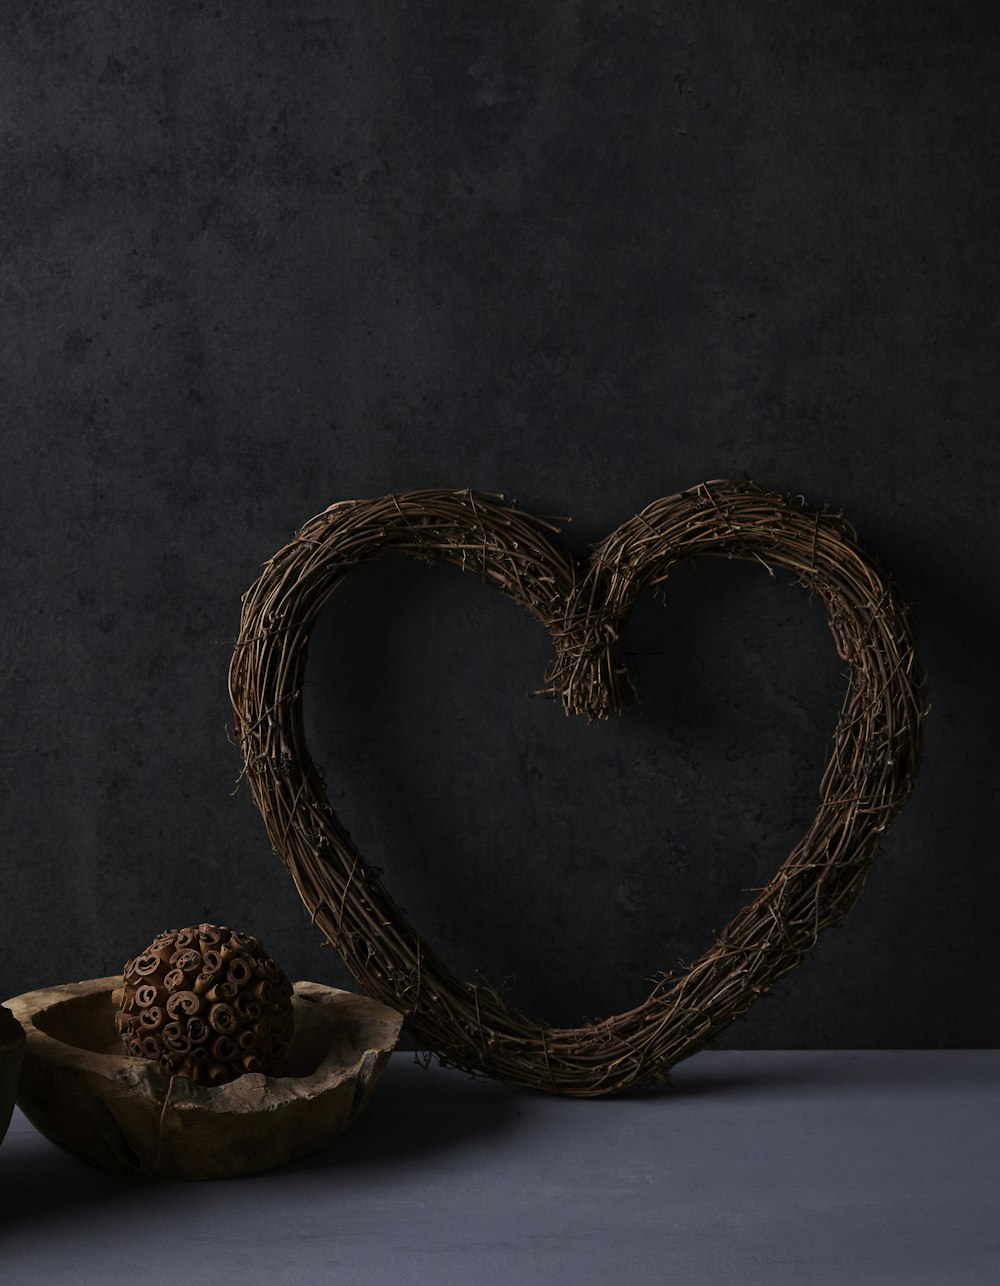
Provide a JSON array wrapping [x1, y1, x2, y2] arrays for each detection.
[[1, 2, 997, 1050]]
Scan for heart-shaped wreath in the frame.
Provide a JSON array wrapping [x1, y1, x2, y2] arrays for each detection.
[[229, 480, 927, 1096]]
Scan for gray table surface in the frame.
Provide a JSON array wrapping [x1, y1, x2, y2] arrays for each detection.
[[1, 1050, 997, 1285]]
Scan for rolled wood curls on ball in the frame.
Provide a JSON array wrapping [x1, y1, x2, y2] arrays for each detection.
[[113, 924, 294, 1085]]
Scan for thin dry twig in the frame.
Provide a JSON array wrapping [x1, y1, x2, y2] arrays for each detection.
[[228, 481, 928, 1097]]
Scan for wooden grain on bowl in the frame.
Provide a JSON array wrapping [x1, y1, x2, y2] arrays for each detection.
[[5, 977, 402, 1179]]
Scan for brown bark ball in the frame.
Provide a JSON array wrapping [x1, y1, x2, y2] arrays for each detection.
[[113, 924, 294, 1085]]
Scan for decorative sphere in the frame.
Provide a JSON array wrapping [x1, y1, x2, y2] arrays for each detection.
[[113, 924, 294, 1085]]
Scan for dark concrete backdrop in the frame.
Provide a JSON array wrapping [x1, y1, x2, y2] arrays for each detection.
[[1, 2, 997, 1049]]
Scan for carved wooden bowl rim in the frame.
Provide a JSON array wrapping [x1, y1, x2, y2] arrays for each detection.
[[6, 977, 403, 1177]]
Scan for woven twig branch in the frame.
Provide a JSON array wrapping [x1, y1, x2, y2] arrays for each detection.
[[229, 480, 927, 1096]]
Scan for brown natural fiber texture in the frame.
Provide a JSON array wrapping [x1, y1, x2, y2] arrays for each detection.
[[113, 924, 294, 1085], [229, 480, 927, 1097]]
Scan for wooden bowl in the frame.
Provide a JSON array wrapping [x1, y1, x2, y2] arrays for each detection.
[[0, 1003, 26, 1148], [5, 977, 403, 1179]]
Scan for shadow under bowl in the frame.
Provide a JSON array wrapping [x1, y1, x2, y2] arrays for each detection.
[[4, 977, 403, 1180], [1, 1003, 26, 1148]]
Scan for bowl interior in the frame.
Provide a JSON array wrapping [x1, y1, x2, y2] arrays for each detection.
[[33, 990, 124, 1056], [31, 984, 386, 1079]]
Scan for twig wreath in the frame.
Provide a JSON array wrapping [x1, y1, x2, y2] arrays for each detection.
[[229, 480, 927, 1096]]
